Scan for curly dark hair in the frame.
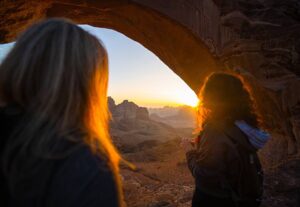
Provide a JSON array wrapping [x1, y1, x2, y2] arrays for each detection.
[[197, 72, 262, 131]]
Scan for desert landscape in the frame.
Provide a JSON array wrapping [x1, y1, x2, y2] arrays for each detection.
[[108, 97, 197, 207], [1, 1, 300, 205], [108, 97, 296, 207]]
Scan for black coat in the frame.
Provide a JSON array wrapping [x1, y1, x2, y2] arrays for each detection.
[[0, 106, 120, 207], [186, 123, 261, 207]]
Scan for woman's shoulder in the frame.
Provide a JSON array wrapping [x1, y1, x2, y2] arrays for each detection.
[[52, 144, 115, 184], [199, 122, 239, 149], [46, 145, 119, 207], [63, 144, 110, 171], [201, 123, 227, 141]]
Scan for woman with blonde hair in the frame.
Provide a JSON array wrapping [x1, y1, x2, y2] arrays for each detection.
[[0, 19, 123, 207], [182, 72, 270, 207]]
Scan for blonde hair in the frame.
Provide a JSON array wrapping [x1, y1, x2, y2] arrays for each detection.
[[85, 53, 124, 205], [0, 18, 124, 205]]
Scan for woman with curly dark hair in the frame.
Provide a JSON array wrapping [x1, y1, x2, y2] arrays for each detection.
[[0, 19, 124, 207], [181, 72, 270, 207]]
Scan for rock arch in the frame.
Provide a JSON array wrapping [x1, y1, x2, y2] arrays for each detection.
[[0, 0, 220, 93]]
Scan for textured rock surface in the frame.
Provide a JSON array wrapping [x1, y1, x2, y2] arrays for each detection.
[[1, 0, 300, 205], [110, 99, 149, 122], [121, 138, 194, 207]]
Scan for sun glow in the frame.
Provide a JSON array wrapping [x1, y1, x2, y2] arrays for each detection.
[[109, 81, 200, 108], [178, 93, 199, 107]]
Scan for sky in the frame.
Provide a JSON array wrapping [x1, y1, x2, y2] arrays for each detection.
[[0, 25, 199, 108]]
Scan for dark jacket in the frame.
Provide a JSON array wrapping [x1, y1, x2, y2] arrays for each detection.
[[0, 106, 120, 207], [186, 122, 262, 207]]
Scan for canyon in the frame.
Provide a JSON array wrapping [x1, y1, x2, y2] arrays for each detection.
[[109, 98, 195, 207]]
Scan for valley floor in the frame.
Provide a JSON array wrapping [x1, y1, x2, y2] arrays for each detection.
[[121, 139, 194, 207], [120, 139, 300, 207]]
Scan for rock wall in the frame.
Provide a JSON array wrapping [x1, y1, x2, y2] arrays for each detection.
[[218, 1, 300, 160], [130, 0, 300, 158]]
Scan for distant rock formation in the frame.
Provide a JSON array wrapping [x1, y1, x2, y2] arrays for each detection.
[[110, 98, 149, 122], [150, 105, 197, 128], [148, 106, 179, 117], [108, 97, 193, 153]]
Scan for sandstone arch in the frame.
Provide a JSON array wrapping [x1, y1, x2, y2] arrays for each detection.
[[0, 0, 220, 93]]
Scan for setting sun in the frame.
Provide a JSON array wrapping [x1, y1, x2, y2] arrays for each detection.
[[177, 93, 199, 107]]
